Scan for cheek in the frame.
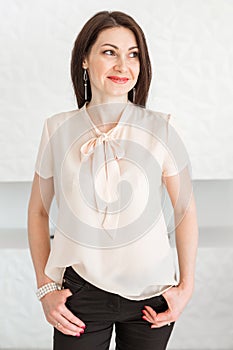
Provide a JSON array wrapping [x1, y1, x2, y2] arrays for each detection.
[[132, 62, 140, 78], [90, 59, 112, 79]]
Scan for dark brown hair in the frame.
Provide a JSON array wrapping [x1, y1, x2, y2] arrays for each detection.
[[71, 11, 152, 109]]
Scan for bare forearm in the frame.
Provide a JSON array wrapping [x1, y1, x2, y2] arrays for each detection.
[[174, 194, 199, 292], [28, 212, 53, 288]]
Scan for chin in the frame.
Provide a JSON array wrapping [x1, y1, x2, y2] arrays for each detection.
[[108, 89, 130, 98]]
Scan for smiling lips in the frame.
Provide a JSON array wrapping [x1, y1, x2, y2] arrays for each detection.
[[108, 76, 129, 84]]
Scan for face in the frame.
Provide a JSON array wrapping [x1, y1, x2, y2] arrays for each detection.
[[83, 27, 140, 104]]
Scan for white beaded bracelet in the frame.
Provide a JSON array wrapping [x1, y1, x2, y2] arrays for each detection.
[[36, 282, 61, 301]]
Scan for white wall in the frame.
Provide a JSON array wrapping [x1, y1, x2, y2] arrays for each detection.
[[0, 0, 233, 181]]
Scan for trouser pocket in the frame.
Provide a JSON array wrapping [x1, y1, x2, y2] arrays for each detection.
[[62, 266, 89, 301]]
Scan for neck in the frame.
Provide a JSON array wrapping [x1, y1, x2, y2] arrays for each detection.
[[85, 101, 128, 128], [87, 95, 128, 108]]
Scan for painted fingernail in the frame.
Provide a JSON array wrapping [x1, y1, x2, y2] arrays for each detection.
[[80, 329, 84, 334], [81, 325, 86, 329], [142, 310, 146, 314], [76, 333, 80, 337]]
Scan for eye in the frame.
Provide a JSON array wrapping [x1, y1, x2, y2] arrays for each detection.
[[129, 51, 139, 58], [103, 50, 116, 56]]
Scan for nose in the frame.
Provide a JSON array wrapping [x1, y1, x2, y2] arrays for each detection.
[[114, 55, 128, 72]]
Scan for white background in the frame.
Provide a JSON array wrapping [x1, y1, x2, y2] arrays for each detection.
[[0, 0, 233, 181]]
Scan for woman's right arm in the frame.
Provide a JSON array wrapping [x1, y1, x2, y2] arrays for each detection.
[[27, 172, 54, 288], [27, 173, 86, 336]]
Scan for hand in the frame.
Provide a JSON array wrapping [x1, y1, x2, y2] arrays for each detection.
[[142, 284, 193, 328], [41, 288, 86, 337]]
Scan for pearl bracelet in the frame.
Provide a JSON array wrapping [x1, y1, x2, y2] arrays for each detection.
[[36, 282, 61, 301]]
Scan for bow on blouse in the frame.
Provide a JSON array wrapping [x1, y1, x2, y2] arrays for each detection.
[[80, 130, 125, 237], [80, 132, 125, 162]]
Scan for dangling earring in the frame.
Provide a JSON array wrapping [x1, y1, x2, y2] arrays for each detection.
[[133, 87, 136, 104], [83, 69, 88, 101]]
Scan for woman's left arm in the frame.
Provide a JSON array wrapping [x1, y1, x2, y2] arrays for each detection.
[[142, 166, 199, 328]]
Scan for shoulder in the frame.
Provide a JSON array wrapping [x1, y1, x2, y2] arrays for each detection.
[[47, 108, 80, 125], [132, 104, 170, 123], [44, 108, 83, 134], [131, 105, 172, 135]]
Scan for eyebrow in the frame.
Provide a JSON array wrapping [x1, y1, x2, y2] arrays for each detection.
[[101, 43, 139, 50]]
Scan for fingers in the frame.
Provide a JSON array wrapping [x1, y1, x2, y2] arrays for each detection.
[[62, 305, 86, 329], [52, 302, 86, 336], [142, 305, 158, 323], [63, 288, 73, 298], [42, 289, 86, 337], [54, 317, 86, 337], [142, 305, 173, 328]]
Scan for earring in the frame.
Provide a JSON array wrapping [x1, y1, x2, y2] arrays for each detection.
[[133, 87, 136, 103], [83, 69, 88, 101]]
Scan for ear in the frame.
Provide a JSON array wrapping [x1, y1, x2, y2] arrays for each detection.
[[82, 58, 88, 69]]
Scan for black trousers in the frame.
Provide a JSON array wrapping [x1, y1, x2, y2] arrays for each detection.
[[53, 266, 175, 350]]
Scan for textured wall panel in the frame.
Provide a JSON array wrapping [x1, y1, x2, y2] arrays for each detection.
[[0, 0, 232, 179], [168, 247, 233, 349], [0, 250, 52, 349]]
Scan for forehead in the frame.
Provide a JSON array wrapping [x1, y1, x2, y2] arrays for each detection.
[[93, 27, 138, 47]]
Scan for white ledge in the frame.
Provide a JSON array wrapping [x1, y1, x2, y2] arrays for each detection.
[[0, 227, 233, 249], [0, 228, 54, 249]]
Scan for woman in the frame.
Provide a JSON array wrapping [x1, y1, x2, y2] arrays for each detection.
[[28, 10, 198, 350]]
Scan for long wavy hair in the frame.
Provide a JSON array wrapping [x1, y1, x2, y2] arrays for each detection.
[[71, 11, 152, 109]]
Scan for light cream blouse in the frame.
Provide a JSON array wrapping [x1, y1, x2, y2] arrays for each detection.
[[35, 102, 191, 300]]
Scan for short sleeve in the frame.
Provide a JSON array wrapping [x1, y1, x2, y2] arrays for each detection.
[[162, 114, 191, 177], [34, 118, 53, 179]]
